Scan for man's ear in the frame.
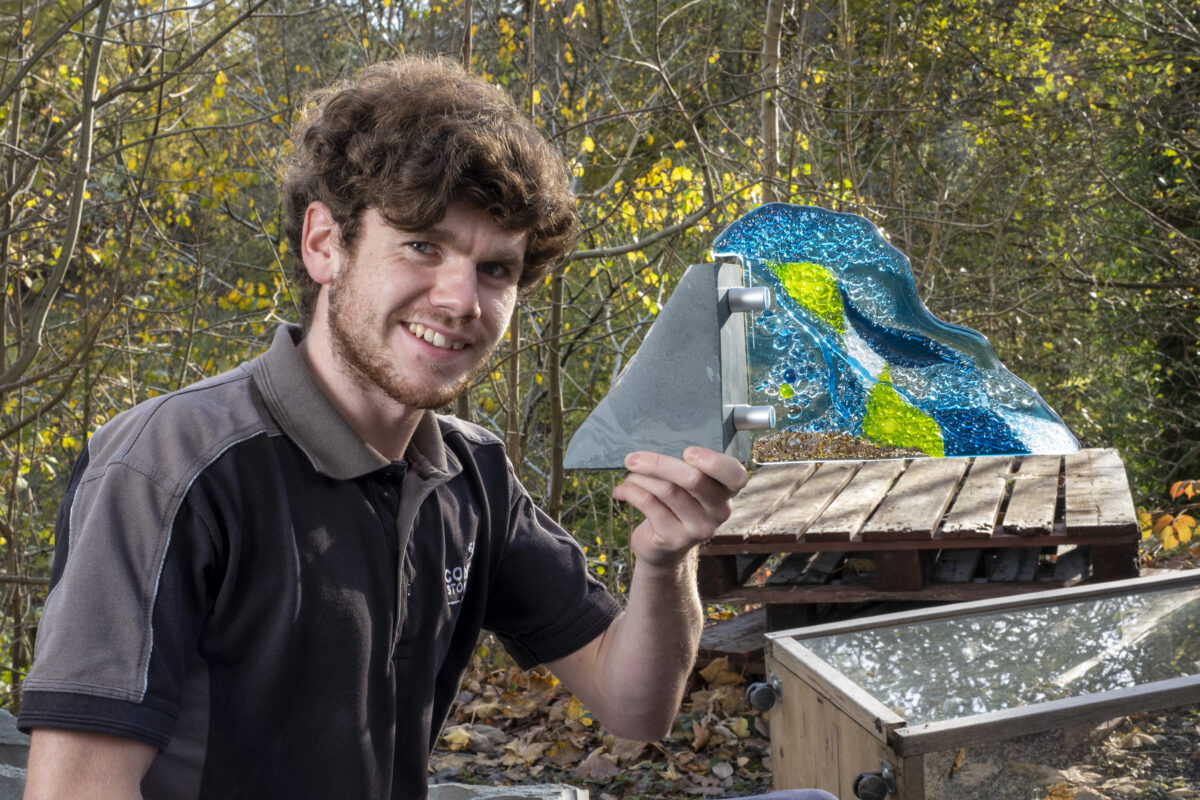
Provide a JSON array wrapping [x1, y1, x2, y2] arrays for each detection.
[[301, 202, 341, 285]]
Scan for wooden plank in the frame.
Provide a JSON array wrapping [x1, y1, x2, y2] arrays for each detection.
[[806, 460, 905, 542], [891, 675, 1200, 757], [862, 458, 969, 541], [772, 637, 907, 738], [711, 581, 1067, 605], [697, 607, 766, 674], [941, 456, 1012, 539], [1064, 449, 1139, 538], [933, 548, 984, 583], [767, 659, 845, 794], [1017, 454, 1064, 477], [702, 528, 1137, 556], [1002, 455, 1062, 536], [773, 571, 1200, 640], [1090, 542, 1139, 580], [753, 461, 859, 542], [876, 550, 924, 591], [985, 547, 1040, 582], [697, 555, 739, 597], [711, 462, 816, 543]]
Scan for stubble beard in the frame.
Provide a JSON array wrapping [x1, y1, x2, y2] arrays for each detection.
[[326, 279, 484, 410]]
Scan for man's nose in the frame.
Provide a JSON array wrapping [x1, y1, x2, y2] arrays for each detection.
[[430, 257, 482, 319]]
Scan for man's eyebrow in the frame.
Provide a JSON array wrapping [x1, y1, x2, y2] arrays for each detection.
[[423, 224, 525, 268]]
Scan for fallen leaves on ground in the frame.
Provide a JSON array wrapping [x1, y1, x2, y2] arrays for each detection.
[[1024, 709, 1200, 800], [429, 644, 772, 798], [431, 641, 1200, 799]]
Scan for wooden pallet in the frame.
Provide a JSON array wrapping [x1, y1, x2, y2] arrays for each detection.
[[699, 449, 1139, 604]]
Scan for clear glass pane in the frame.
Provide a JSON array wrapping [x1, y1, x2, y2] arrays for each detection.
[[711, 204, 1080, 463], [799, 581, 1200, 725]]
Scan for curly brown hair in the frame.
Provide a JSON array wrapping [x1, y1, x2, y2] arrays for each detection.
[[282, 56, 579, 330]]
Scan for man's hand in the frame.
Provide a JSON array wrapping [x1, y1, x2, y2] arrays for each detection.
[[612, 447, 749, 570]]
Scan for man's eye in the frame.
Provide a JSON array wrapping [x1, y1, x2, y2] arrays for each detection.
[[408, 242, 435, 255], [480, 262, 512, 280]]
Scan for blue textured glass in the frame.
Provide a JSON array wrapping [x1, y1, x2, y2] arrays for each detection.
[[712, 204, 1079, 462]]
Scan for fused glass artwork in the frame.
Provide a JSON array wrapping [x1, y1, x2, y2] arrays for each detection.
[[711, 204, 1080, 463]]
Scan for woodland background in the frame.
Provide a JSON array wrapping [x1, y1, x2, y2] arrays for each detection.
[[0, 0, 1196, 712]]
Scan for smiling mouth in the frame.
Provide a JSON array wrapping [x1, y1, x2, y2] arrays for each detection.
[[407, 323, 466, 351]]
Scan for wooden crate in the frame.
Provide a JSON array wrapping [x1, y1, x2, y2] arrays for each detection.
[[763, 571, 1200, 799], [700, 449, 1140, 606]]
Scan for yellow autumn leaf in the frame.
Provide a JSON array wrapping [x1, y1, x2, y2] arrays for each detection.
[[1163, 528, 1180, 550], [565, 695, 589, 722], [581, 136, 595, 153], [1153, 514, 1175, 535], [441, 726, 473, 751], [1045, 782, 1074, 800], [1174, 514, 1195, 543], [729, 716, 751, 738]]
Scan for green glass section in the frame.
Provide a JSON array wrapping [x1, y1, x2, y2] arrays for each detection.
[[862, 366, 945, 457], [768, 261, 845, 334], [779, 383, 795, 399]]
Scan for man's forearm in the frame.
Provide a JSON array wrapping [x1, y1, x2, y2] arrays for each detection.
[[551, 551, 704, 741], [550, 447, 748, 743], [25, 729, 155, 800]]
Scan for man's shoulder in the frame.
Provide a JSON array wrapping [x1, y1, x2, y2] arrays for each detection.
[[435, 413, 506, 451], [85, 363, 272, 489]]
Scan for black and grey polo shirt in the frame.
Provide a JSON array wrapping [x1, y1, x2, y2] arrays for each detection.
[[19, 325, 620, 799]]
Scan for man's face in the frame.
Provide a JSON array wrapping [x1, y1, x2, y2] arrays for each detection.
[[324, 203, 526, 409]]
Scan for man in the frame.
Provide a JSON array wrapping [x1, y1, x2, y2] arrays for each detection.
[[19, 57, 836, 800]]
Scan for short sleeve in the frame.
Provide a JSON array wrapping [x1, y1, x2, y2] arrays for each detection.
[[18, 440, 216, 750], [484, 479, 621, 669]]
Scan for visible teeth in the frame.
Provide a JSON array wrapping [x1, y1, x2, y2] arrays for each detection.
[[408, 323, 465, 351]]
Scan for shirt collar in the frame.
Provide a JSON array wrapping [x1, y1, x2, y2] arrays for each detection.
[[248, 325, 458, 483]]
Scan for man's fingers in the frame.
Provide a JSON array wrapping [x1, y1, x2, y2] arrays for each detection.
[[624, 448, 748, 497], [683, 447, 750, 493], [618, 471, 712, 530]]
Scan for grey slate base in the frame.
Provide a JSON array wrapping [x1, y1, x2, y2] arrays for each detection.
[[0, 711, 28, 800], [562, 261, 750, 469], [0, 764, 24, 800], [428, 783, 589, 800]]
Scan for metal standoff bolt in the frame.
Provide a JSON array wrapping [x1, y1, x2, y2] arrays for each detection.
[[732, 405, 776, 431], [725, 286, 771, 313], [746, 675, 783, 712], [853, 760, 897, 800]]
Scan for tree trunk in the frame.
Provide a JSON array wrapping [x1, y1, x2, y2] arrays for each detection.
[[761, 0, 785, 203], [547, 270, 565, 521]]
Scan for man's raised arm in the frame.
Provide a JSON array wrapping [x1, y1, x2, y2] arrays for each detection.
[[548, 446, 748, 740]]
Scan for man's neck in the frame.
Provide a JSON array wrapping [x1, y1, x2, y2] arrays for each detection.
[[295, 334, 422, 462]]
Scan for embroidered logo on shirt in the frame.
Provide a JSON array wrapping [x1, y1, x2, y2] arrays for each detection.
[[446, 541, 474, 606]]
